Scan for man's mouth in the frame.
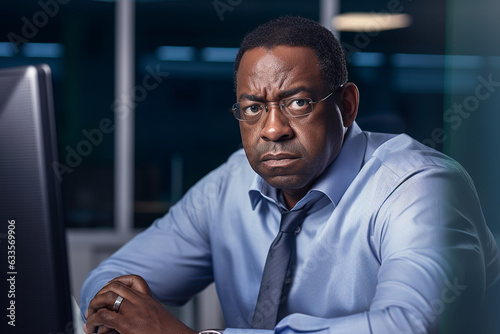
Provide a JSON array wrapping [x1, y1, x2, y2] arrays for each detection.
[[261, 153, 300, 168]]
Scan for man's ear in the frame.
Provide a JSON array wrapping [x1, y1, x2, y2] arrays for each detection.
[[337, 82, 359, 128]]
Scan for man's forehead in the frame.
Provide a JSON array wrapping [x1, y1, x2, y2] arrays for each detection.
[[236, 46, 322, 96]]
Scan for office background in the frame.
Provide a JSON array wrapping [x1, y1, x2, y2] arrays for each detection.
[[1, 0, 499, 330]]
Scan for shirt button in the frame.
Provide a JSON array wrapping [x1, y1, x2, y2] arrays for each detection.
[[295, 226, 301, 234], [285, 277, 291, 285]]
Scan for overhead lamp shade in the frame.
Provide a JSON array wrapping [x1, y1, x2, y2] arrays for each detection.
[[333, 12, 412, 32]]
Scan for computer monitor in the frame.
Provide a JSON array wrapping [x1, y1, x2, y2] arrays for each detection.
[[0, 64, 74, 333]]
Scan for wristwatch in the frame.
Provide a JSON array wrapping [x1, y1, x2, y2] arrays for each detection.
[[199, 329, 224, 334]]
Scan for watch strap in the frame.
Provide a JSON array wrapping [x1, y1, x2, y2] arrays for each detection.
[[199, 329, 224, 334]]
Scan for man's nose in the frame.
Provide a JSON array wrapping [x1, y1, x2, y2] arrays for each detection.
[[259, 104, 294, 142]]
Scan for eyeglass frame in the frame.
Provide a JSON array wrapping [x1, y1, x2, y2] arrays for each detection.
[[229, 88, 340, 122]]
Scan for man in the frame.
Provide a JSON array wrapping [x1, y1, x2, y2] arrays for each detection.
[[82, 16, 500, 333]]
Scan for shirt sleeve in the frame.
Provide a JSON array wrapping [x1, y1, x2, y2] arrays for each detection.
[[368, 165, 493, 333], [225, 165, 500, 334], [79, 169, 220, 320]]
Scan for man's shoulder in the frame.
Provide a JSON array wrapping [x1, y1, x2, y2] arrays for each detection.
[[364, 131, 465, 179]]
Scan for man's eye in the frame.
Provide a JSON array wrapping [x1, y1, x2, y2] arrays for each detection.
[[243, 104, 262, 115], [290, 99, 310, 109]]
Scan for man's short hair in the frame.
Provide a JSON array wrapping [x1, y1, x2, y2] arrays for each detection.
[[233, 16, 348, 92]]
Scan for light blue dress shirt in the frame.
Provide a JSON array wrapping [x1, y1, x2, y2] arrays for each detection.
[[81, 122, 500, 333]]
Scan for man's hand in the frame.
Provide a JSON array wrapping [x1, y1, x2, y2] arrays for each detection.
[[84, 275, 197, 334]]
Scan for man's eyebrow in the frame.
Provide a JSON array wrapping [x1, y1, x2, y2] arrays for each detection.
[[278, 87, 312, 99], [238, 87, 313, 102], [238, 93, 264, 102]]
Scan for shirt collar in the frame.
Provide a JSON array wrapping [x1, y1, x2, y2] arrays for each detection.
[[249, 121, 367, 210]]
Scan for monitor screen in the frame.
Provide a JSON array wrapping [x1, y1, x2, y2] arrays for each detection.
[[0, 64, 74, 333]]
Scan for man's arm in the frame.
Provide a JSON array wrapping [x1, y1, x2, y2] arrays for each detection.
[[225, 165, 500, 334], [80, 168, 219, 322], [80, 151, 248, 333], [82, 157, 500, 334]]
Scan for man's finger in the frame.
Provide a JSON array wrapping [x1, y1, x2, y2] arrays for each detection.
[[108, 274, 152, 295], [83, 321, 115, 334], [87, 289, 130, 320], [84, 307, 121, 333]]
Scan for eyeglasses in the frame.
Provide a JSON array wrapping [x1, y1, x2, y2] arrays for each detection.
[[230, 91, 335, 122]]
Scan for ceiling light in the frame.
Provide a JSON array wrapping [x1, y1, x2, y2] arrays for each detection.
[[333, 12, 412, 32]]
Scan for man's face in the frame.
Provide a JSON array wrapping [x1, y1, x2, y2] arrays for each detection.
[[236, 46, 349, 207]]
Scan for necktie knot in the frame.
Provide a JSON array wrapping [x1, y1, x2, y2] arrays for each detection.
[[280, 207, 307, 233]]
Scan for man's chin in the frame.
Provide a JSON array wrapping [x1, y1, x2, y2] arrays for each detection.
[[261, 174, 310, 192]]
